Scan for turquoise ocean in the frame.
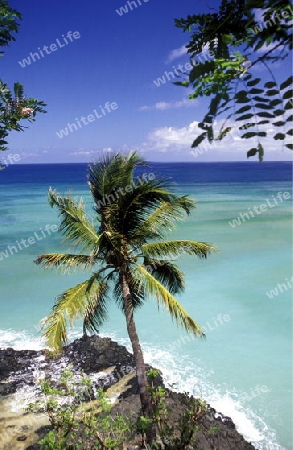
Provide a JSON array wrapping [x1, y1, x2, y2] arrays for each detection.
[[0, 162, 292, 449]]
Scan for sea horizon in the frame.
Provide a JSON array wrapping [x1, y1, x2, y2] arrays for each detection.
[[2, 160, 293, 164]]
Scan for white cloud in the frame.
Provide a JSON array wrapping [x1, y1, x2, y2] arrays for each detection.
[[139, 97, 198, 111], [70, 151, 93, 156], [69, 147, 115, 156], [165, 43, 213, 64], [139, 105, 151, 111], [144, 121, 235, 153], [140, 119, 293, 161], [143, 121, 200, 152], [165, 45, 187, 63], [143, 119, 236, 153]]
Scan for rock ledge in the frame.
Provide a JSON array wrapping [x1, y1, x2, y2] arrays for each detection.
[[0, 336, 256, 450]]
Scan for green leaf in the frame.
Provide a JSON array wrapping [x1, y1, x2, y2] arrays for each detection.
[[274, 109, 286, 116], [133, 196, 196, 241], [47, 189, 100, 252], [285, 143, 293, 150], [191, 133, 206, 148], [242, 132, 257, 139], [236, 113, 254, 121], [235, 90, 249, 100], [217, 127, 232, 140], [243, 74, 252, 82], [247, 147, 258, 158], [284, 100, 293, 110], [273, 121, 285, 127], [286, 129, 293, 136], [255, 103, 272, 110], [249, 88, 263, 94], [35, 253, 94, 270], [264, 81, 277, 89], [143, 259, 185, 295], [239, 123, 254, 130], [235, 105, 251, 114], [247, 78, 261, 86], [283, 90, 293, 100], [280, 76, 293, 91], [253, 96, 270, 103], [257, 120, 270, 125], [40, 275, 108, 351], [269, 99, 283, 107], [173, 81, 189, 87], [142, 240, 216, 259], [247, 144, 264, 161], [235, 97, 250, 104], [273, 133, 286, 140], [189, 60, 215, 84], [266, 89, 279, 96]]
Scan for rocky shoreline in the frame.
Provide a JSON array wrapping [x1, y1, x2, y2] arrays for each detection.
[[0, 335, 256, 449]]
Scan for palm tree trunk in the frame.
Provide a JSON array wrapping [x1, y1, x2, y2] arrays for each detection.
[[121, 272, 151, 416]]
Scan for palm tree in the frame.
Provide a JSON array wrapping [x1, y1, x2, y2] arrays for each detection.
[[35, 151, 216, 417]]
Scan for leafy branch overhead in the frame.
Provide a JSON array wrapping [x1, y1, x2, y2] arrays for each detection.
[[0, 0, 46, 154], [175, 0, 293, 160]]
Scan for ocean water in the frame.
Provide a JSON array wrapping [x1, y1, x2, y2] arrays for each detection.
[[0, 161, 292, 450]]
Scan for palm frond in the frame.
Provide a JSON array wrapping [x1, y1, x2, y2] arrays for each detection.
[[142, 240, 217, 259], [83, 278, 109, 334], [40, 273, 108, 351], [88, 151, 147, 213], [48, 188, 101, 251], [40, 311, 67, 355], [133, 197, 196, 240], [134, 264, 204, 338], [88, 152, 195, 240], [113, 181, 179, 237], [34, 253, 94, 270], [143, 258, 185, 294]]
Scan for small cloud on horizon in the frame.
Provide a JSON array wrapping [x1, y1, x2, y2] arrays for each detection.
[[139, 97, 198, 111]]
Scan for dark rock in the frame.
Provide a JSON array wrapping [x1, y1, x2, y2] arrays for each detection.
[[16, 435, 27, 441], [0, 336, 256, 450], [0, 382, 17, 395]]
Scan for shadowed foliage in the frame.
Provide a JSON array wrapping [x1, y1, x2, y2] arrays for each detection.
[[0, 1, 46, 157], [175, 0, 292, 160]]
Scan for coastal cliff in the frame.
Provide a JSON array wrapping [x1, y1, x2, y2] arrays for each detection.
[[0, 336, 256, 450]]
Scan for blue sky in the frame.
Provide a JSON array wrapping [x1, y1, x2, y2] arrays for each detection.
[[2, 0, 292, 163]]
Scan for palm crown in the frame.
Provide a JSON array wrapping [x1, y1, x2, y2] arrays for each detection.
[[35, 152, 216, 415]]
